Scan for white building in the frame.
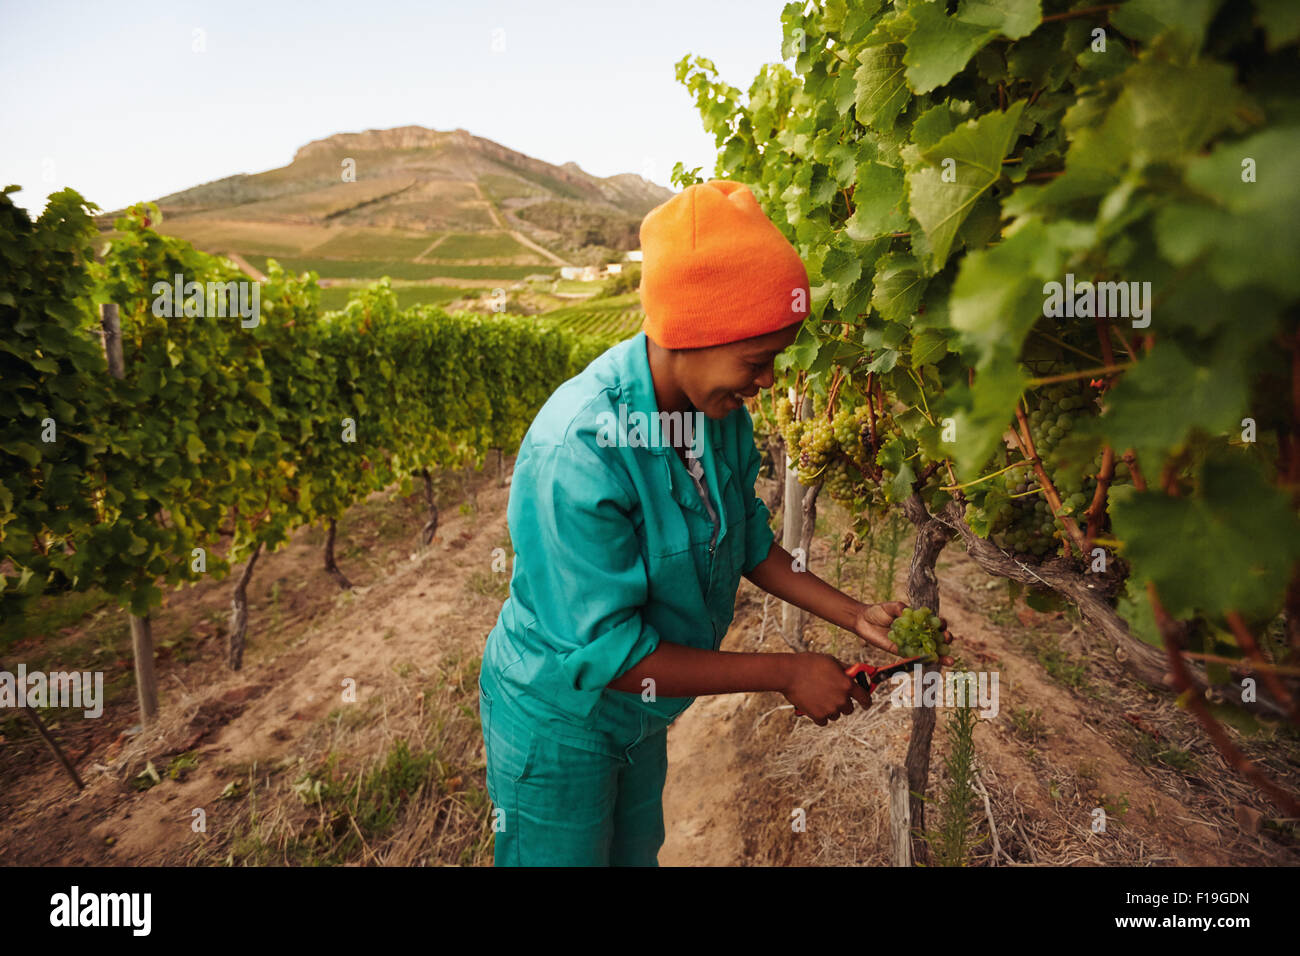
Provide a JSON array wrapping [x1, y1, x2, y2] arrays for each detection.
[[559, 265, 603, 281]]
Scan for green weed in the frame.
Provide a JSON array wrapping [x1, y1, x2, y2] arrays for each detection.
[[922, 700, 986, 867]]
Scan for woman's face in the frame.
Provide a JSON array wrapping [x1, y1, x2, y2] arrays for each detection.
[[679, 323, 802, 419]]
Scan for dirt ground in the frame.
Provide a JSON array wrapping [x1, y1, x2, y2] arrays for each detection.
[[2, 459, 1297, 866]]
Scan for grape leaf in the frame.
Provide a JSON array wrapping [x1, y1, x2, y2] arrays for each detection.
[[845, 161, 909, 239], [778, 319, 821, 372], [854, 43, 910, 129], [1109, 454, 1300, 619], [871, 254, 927, 322], [911, 101, 962, 149], [1154, 125, 1300, 297], [1110, 0, 1224, 51], [959, 0, 1042, 40], [1006, 21, 1069, 88], [902, 0, 1042, 93], [1253, 0, 1300, 50], [822, 242, 864, 293], [1088, 339, 1250, 473], [906, 100, 1026, 271], [949, 217, 1063, 360], [911, 329, 950, 369], [948, 358, 1029, 478], [1099, 58, 1238, 167], [1116, 580, 1163, 648]]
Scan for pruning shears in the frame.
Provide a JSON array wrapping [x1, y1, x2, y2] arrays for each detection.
[[793, 656, 930, 717]]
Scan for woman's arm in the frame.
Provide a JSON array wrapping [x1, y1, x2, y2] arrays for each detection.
[[743, 541, 860, 630], [606, 637, 871, 721], [605, 640, 789, 697]]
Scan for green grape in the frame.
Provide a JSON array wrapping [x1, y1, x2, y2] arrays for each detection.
[[889, 607, 943, 662]]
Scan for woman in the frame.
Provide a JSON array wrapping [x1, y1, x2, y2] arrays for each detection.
[[478, 179, 954, 866]]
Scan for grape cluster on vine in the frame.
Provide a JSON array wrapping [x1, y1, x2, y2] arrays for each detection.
[[982, 382, 1128, 559], [775, 394, 880, 507]]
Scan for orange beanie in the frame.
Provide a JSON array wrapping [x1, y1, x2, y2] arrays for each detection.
[[639, 179, 810, 349]]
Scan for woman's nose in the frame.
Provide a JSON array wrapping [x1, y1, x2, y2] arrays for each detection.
[[755, 366, 775, 389]]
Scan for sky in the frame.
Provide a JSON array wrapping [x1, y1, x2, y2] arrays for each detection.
[[0, 0, 796, 216]]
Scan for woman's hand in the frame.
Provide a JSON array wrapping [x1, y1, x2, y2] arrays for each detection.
[[851, 600, 957, 666], [780, 653, 872, 726]]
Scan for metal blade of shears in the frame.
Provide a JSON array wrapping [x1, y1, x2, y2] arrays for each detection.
[[849, 655, 931, 693]]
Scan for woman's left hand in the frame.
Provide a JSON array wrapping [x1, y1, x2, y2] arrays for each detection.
[[851, 601, 957, 666]]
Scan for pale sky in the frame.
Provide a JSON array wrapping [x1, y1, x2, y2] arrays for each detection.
[[0, 0, 794, 216]]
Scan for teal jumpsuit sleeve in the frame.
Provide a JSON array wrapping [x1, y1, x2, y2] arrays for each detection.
[[737, 407, 777, 576], [514, 437, 662, 696]]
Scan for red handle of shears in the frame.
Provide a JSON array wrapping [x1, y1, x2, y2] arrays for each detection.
[[792, 657, 927, 718], [792, 663, 879, 717]]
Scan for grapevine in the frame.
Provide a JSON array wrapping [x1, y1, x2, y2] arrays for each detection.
[[0, 193, 620, 636], [676, 0, 1300, 817]]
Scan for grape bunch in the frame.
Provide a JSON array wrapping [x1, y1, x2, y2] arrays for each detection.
[[822, 460, 862, 501], [888, 607, 951, 662], [774, 395, 877, 505], [832, 403, 871, 465], [988, 479, 1061, 557], [980, 381, 1129, 559], [796, 417, 836, 476]]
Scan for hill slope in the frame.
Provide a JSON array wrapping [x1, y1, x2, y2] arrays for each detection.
[[100, 127, 673, 276]]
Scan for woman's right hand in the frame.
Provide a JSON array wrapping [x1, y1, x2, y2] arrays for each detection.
[[780, 653, 872, 726]]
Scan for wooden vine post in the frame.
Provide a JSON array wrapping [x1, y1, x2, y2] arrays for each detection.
[[781, 388, 815, 651], [100, 302, 158, 728], [323, 517, 352, 589], [888, 764, 911, 867], [420, 467, 439, 545], [227, 541, 264, 671]]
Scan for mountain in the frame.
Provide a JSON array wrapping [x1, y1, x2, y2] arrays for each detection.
[[100, 126, 676, 276]]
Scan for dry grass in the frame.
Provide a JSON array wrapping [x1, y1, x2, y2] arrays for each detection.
[[185, 656, 491, 867]]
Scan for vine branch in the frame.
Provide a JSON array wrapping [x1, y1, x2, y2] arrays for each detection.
[[1011, 403, 1089, 558], [1147, 583, 1300, 818]]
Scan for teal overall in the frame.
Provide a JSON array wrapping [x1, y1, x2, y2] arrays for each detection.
[[479, 331, 775, 866]]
